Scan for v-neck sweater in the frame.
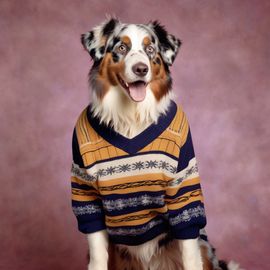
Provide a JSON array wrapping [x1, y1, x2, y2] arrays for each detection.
[[71, 101, 206, 245]]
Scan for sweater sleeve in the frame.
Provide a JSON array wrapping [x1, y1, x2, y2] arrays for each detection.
[[165, 124, 206, 239], [71, 129, 106, 234]]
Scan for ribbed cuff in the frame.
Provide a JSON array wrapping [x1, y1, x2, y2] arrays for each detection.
[[172, 226, 200, 239], [78, 219, 106, 234]]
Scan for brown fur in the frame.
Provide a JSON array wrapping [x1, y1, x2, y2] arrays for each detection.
[[121, 36, 132, 48], [149, 55, 171, 100], [108, 244, 144, 270], [143, 36, 152, 47], [95, 53, 125, 99], [106, 239, 220, 270], [201, 245, 214, 270]]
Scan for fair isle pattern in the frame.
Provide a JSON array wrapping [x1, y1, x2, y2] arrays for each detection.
[[167, 157, 198, 187], [169, 206, 205, 226], [107, 219, 164, 236], [72, 205, 102, 216], [103, 194, 165, 212], [71, 102, 206, 244], [71, 163, 96, 182], [86, 153, 178, 181]]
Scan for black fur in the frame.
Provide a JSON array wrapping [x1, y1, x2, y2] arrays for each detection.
[[112, 52, 120, 62], [90, 48, 96, 59], [99, 46, 105, 54], [150, 21, 174, 51], [219, 260, 229, 270], [81, 31, 93, 48], [102, 18, 119, 37], [148, 20, 181, 65], [107, 37, 120, 53]]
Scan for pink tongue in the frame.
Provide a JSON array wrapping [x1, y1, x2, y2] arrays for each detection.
[[128, 82, 146, 102]]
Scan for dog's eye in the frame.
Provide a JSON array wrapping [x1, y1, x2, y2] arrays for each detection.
[[118, 44, 127, 54], [146, 45, 155, 54]]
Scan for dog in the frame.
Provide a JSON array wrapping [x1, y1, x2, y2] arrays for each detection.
[[71, 18, 242, 270]]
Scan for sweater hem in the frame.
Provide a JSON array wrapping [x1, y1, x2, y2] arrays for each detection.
[[172, 226, 200, 240], [108, 222, 169, 246]]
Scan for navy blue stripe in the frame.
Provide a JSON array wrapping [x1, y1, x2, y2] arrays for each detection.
[[71, 182, 93, 190], [167, 201, 205, 216], [104, 203, 166, 217], [177, 129, 195, 172], [101, 190, 164, 200], [85, 150, 179, 169], [172, 226, 201, 239], [72, 129, 85, 168], [107, 216, 167, 230], [87, 101, 177, 154], [165, 184, 201, 200], [75, 212, 104, 221], [78, 219, 106, 234], [72, 200, 103, 207], [108, 218, 169, 246]]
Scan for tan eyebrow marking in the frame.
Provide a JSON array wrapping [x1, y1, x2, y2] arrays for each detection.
[[143, 36, 151, 46], [120, 36, 131, 47]]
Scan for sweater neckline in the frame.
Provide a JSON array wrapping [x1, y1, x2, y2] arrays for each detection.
[[87, 101, 177, 154]]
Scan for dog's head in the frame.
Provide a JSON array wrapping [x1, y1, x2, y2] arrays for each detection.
[[81, 18, 181, 103]]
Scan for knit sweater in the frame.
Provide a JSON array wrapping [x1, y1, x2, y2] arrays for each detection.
[[71, 101, 206, 245]]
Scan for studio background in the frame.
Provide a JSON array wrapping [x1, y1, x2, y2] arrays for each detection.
[[1, 1, 269, 269]]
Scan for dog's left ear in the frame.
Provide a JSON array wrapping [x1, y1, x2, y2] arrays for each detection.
[[81, 18, 120, 61], [148, 21, 181, 66]]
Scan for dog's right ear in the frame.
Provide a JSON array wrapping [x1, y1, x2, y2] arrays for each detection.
[[81, 18, 120, 61]]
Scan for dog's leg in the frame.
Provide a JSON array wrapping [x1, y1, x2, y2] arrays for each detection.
[[180, 238, 203, 270], [87, 230, 109, 270]]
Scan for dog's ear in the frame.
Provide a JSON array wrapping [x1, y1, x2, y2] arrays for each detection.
[[81, 18, 120, 61], [148, 21, 181, 66]]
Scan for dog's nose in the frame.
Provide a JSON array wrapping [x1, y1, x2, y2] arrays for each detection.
[[132, 62, 149, 77]]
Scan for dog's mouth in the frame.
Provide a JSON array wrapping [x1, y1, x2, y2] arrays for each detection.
[[117, 75, 147, 102]]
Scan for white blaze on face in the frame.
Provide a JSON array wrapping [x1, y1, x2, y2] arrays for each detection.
[[119, 25, 152, 102]]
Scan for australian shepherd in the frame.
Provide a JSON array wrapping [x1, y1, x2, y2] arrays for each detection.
[[76, 17, 242, 270]]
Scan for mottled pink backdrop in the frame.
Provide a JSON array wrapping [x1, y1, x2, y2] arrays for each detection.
[[0, 1, 269, 269]]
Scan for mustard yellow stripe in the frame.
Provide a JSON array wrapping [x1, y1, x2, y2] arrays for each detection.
[[98, 173, 172, 187], [177, 109, 186, 133], [100, 182, 166, 196], [105, 206, 167, 227], [166, 141, 175, 155], [165, 189, 202, 204], [171, 143, 177, 159], [116, 147, 128, 155], [167, 195, 204, 210], [99, 146, 110, 160], [159, 138, 169, 152], [172, 107, 183, 132], [86, 117, 99, 143], [150, 138, 161, 151], [82, 152, 96, 167], [71, 176, 86, 185], [71, 187, 99, 195], [166, 177, 200, 196], [79, 109, 90, 144], [108, 145, 117, 158], [72, 194, 101, 202], [80, 140, 111, 155], [75, 108, 89, 146], [71, 176, 98, 190]]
